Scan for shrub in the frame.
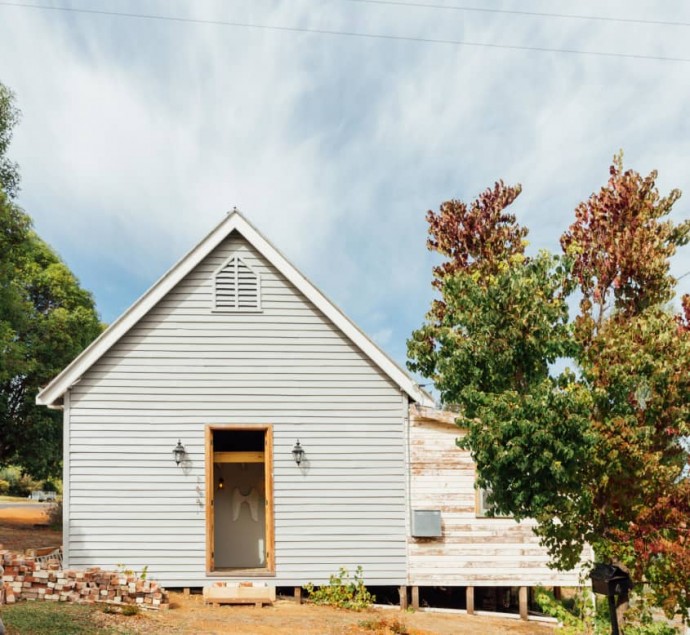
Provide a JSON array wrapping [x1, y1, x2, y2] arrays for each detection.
[[357, 617, 410, 634], [42, 478, 62, 494], [115, 563, 149, 581], [120, 604, 140, 616], [46, 500, 63, 528], [0, 479, 10, 495], [0, 466, 41, 497], [102, 603, 140, 616], [304, 566, 375, 610], [535, 587, 680, 635]]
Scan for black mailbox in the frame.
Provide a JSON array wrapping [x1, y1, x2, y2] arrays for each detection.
[[590, 563, 632, 597]]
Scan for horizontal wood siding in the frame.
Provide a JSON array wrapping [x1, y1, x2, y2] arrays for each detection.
[[407, 415, 582, 587], [67, 232, 407, 586]]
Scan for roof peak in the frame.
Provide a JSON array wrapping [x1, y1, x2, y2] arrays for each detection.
[[36, 211, 433, 408]]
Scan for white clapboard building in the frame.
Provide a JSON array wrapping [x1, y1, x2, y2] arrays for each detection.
[[37, 211, 580, 613]]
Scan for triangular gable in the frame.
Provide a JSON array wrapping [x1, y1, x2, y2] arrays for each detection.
[[37, 211, 434, 408]]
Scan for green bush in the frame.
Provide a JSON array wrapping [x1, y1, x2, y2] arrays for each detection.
[[0, 478, 10, 495], [42, 478, 62, 494], [0, 465, 22, 494], [46, 500, 63, 528], [304, 566, 375, 610], [535, 587, 680, 635], [0, 465, 41, 496]]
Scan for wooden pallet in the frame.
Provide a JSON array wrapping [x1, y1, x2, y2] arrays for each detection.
[[203, 582, 275, 607]]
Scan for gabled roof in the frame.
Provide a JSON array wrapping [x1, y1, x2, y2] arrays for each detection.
[[37, 210, 433, 408]]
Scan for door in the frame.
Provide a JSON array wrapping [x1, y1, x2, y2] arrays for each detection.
[[206, 425, 274, 573]]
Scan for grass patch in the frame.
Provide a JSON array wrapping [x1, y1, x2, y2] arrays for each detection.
[[0, 496, 40, 503], [1, 601, 120, 635]]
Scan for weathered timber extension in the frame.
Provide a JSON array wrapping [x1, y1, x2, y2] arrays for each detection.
[[406, 405, 581, 615]]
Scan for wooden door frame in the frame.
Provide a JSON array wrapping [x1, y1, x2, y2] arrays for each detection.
[[205, 424, 275, 575]]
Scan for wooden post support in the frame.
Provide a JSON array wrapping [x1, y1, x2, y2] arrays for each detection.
[[553, 586, 562, 601], [399, 586, 408, 610], [183, 587, 190, 596], [466, 586, 475, 615], [519, 586, 529, 621], [294, 586, 302, 604], [411, 586, 419, 610]]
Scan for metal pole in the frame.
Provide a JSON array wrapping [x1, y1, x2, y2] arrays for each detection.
[[607, 593, 620, 635]]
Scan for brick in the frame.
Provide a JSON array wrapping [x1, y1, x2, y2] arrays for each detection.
[[0, 556, 167, 611]]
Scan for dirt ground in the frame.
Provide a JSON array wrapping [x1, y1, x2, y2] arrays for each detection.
[[100, 593, 556, 635], [0, 504, 62, 552], [0, 506, 555, 634]]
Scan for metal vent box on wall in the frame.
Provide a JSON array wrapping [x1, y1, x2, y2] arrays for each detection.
[[411, 510, 442, 538]]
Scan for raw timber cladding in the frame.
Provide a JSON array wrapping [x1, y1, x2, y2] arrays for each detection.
[[37, 211, 432, 588]]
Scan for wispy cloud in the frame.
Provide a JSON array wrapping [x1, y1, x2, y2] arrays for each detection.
[[0, 0, 689, 368]]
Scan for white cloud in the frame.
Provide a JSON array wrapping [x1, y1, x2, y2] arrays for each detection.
[[1, 0, 689, 361]]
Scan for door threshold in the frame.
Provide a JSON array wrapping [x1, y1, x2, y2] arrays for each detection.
[[207, 568, 275, 577]]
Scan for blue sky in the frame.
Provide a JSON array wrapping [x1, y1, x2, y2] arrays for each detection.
[[0, 0, 689, 374]]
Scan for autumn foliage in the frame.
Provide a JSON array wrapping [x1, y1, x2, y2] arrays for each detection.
[[409, 153, 690, 620]]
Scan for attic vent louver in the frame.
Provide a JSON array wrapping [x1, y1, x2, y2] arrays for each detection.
[[214, 255, 261, 311]]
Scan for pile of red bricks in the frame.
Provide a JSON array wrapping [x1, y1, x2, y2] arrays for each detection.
[[0, 551, 169, 610]]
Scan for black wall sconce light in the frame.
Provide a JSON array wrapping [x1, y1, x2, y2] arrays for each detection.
[[173, 439, 186, 465], [292, 440, 305, 466]]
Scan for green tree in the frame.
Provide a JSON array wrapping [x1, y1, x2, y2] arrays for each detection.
[[0, 82, 20, 197], [0, 83, 103, 478], [408, 156, 690, 620]]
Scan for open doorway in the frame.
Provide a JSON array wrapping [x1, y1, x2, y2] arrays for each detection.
[[205, 425, 274, 574]]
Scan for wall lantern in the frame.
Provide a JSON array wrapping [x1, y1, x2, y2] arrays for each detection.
[[173, 440, 186, 465], [292, 440, 305, 466]]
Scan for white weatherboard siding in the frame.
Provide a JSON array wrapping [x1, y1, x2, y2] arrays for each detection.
[[407, 410, 582, 587], [66, 232, 408, 587]]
